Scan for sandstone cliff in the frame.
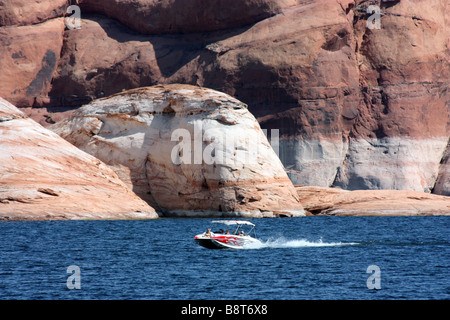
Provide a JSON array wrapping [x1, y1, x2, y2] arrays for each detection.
[[0, 98, 158, 220], [51, 84, 305, 217], [0, 0, 448, 196]]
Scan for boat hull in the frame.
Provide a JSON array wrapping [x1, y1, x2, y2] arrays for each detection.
[[194, 238, 228, 249], [194, 234, 261, 249]]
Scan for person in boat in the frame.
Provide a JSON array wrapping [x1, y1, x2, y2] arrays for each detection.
[[205, 228, 211, 238], [225, 229, 230, 235]]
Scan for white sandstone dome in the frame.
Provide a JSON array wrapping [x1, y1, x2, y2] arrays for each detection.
[[51, 84, 304, 217]]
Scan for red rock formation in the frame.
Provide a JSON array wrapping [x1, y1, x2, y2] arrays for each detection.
[[0, 18, 65, 107], [333, 0, 449, 192], [0, 0, 67, 26], [78, 0, 301, 34], [0, 0, 449, 196]]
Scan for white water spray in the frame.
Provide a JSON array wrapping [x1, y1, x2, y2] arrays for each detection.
[[243, 237, 359, 249]]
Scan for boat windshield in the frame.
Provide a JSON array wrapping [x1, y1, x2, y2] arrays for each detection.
[[210, 220, 257, 238]]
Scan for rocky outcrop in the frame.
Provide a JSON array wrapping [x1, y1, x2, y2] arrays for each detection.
[[296, 186, 450, 216], [78, 0, 302, 34], [51, 84, 304, 217], [0, 0, 67, 26], [0, 18, 65, 107], [331, 137, 448, 192], [433, 139, 450, 196], [330, 0, 450, 192], [0, 98, 157, 220], [1, 0, 449, 196]]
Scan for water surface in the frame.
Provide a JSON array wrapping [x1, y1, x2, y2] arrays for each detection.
[[0, 217, 448, 299]]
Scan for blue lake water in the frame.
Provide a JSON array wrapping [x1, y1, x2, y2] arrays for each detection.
[[0, 217, 448, 300]]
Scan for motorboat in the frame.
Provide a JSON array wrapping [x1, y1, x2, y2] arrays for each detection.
[[194, 220, 262, 249]]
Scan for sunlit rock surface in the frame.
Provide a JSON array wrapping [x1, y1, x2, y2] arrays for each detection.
[[0, 98, 157, 220]]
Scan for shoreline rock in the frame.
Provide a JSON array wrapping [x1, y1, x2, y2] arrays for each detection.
[[0, 98, 158, 221], [296, 186, 450, 216]]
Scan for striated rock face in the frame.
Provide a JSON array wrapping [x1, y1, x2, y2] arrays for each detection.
[[1, 0, 449, 196], [331, 0, 450, 193], [332, 137, 448, 192], [51, 84, 304, 217], [0, 98, 157, 220]]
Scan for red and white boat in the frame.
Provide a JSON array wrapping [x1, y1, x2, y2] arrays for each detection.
[[194, 220, 261, 249]]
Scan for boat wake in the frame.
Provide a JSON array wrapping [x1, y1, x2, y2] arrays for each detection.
[[242, 237, 359, 249]]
